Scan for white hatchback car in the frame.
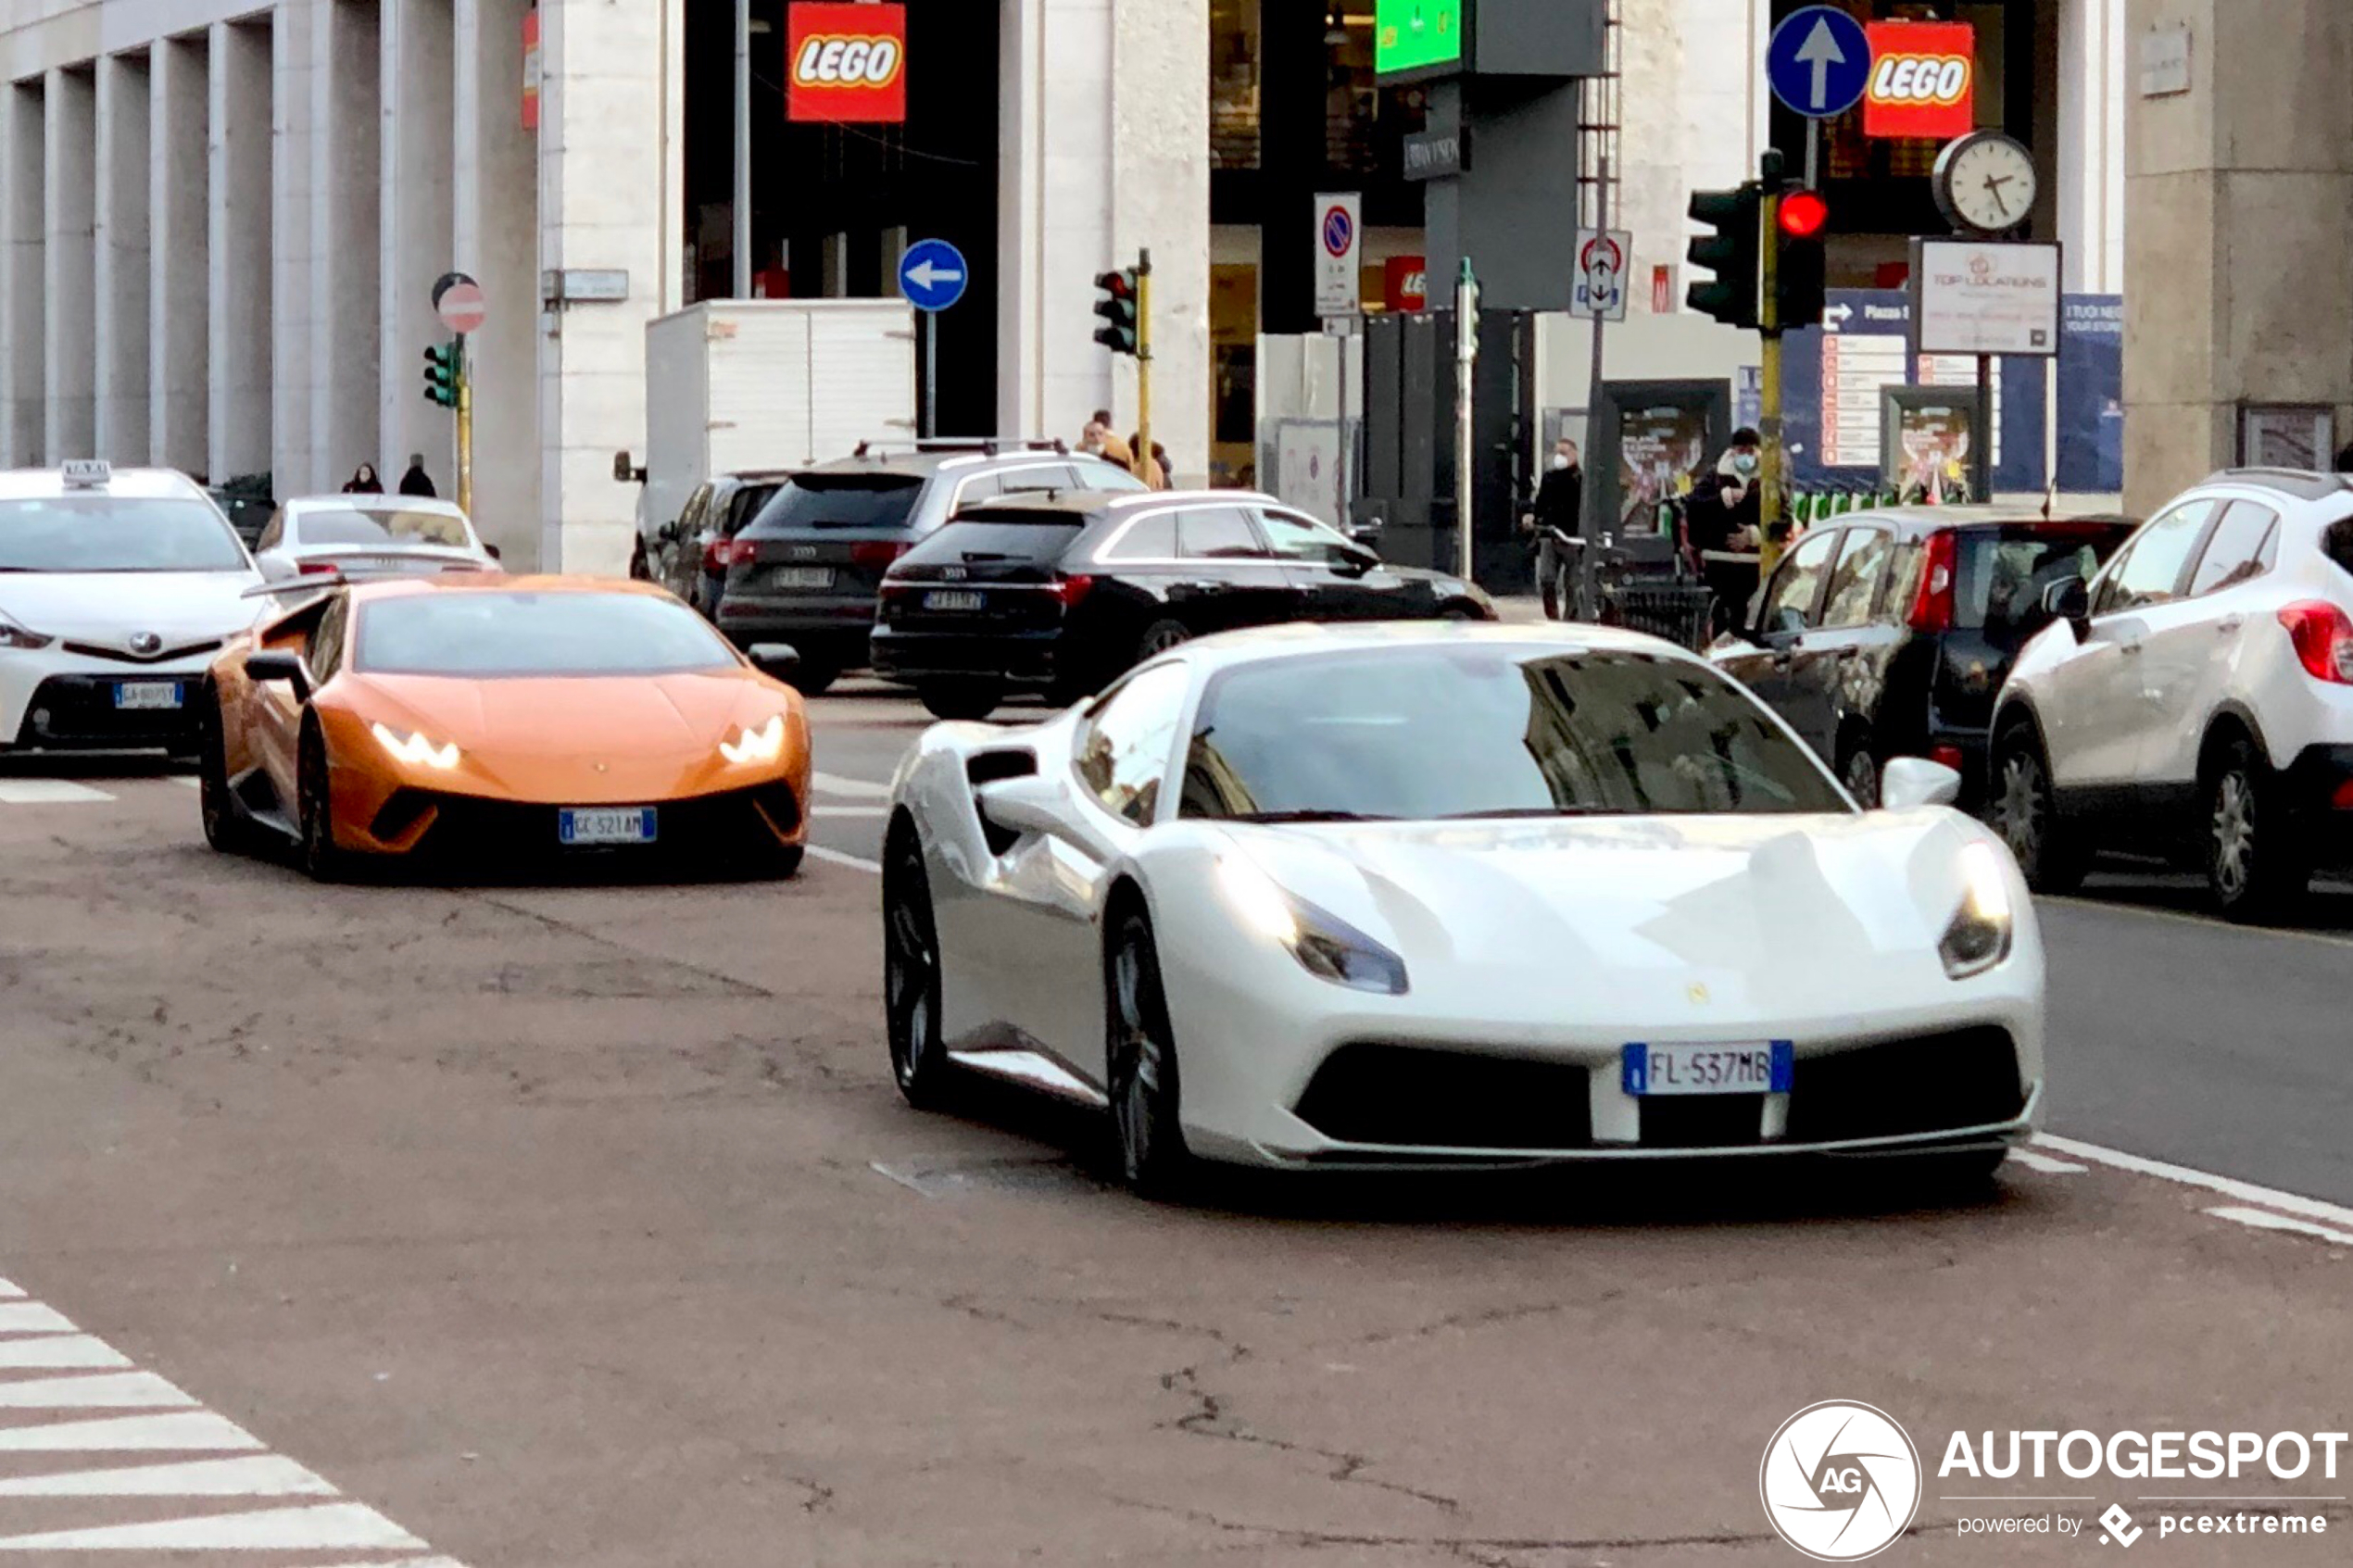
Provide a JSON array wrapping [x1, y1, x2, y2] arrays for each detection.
[[1990, 469, 2353, 918]]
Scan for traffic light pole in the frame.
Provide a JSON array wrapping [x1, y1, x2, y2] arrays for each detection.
[[455, 333, 473, 519], [1758, 182, 1785, 581], [1136, 250, 1153, 484], [1454, 257, 1478, 583]]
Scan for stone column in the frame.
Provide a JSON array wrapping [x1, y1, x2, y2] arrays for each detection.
[[44, 67, 97, 463], [312, 0, 381, 487], [1, 80, 44, 469], [94, 52, 153, 463], [454, 0, 542, 562], [151, 34, 210, 477], [209, 19, 273, 483], [2123, 0, 2353, 510], [272, 1, 318, 495], [382, 0, 456, 500]]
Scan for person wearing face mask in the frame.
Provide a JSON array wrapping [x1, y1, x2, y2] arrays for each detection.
[[1686, 429, 1765, 633], [1520, 438, 1584, 619]]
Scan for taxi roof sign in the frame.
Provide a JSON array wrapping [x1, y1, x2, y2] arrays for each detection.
[[60, 460, 112, 489]]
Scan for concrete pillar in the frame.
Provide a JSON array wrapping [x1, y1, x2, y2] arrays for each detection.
[[151, 34, 210, 477], [95, 52, 153, 464], [2123, 0, 2353, 511], [208, 20, 273, 483], [273, 2, 318, 495], [455, 0, 543, 562], [2058, 0, 2127, 294], [1, 80, 44, 469], [44, 67, 97, 463], [383, 0, 456, 500], [314, 0, 382, 487], [535, 0, 686, 572]]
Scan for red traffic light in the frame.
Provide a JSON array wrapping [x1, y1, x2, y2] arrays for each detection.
[[1778, 188, 1830, 240], [1094, 270, 1136, 301]]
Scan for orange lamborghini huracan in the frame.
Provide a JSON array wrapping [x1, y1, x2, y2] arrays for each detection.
[[196, 575, 813, 881]]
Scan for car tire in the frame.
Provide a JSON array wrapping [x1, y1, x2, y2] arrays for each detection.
[[740, 843, 805, 881], [2206, 734, 2309, 922], [1440, 600, 1485, 621], [296, 721, 349, 884], [627, 539, 650, 582], [1907, 1148, 2008, 1198], [884, 829, 958, 1109], [917, 681, 1004, 721], [786, 661, 840, 698], [1839, 745, 1881, 809], [1136, 619, 1193, 660], [1992, 724, 2087, 895], [196, 693, 255, 856], [1105, 908, 1192, 1201]]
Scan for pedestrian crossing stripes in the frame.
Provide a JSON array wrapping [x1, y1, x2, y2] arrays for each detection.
[[0, 1285, 463, 1562]]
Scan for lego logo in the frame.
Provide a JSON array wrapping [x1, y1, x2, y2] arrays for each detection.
[[793, 34, 903, 88], [1870, 55, 1970, 105]]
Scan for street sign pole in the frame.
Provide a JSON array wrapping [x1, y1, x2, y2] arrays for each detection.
[[1579, 152, 1612, 621], [1454, 257, 1478, 584], [897, 240, 970, 442], [923, 313, 937, 440], [455, 333, 473, 518], [1759, 153, 1786, 579]]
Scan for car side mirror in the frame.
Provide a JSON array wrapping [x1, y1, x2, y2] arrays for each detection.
[[244, 648, 310, 700], [746, 643, 801, 681], [972, 773, 1065, 839], [657, 522, 678, 545], [1345, 521, 1382, 546], [612, 450, 646, 485], [1332, 548, 1376, 576], [484, 543, 503, 562], [2043, 576, 2092, 641], [1879, 757, 1962, 811]]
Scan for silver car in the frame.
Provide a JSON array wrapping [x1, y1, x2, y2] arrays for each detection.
[[252, 496, 499, 583]]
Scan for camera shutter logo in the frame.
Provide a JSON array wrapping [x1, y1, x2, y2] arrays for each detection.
[[1759, 1401, 1922, 1562]]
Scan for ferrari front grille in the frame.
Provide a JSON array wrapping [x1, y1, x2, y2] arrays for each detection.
[[1293, 1044, 1593, 1150], [1782, 1026, 2025, 1142]]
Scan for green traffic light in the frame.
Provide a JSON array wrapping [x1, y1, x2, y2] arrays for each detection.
[[1684, 183, 1763, 330]]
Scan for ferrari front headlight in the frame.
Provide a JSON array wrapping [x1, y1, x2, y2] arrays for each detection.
[[1215, 854, 1409, 996], [370, 721, 462, 771], [1940, 840, 2015, 979], [720, 714, 786, 766]]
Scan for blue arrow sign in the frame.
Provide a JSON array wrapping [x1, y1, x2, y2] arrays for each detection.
[[898, 239, 968, 313], [1768, 6, 1871, 119]]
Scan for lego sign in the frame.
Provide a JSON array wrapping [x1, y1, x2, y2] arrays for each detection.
[[787, 3, 908, 124], [1863, 21, 1975, 141]]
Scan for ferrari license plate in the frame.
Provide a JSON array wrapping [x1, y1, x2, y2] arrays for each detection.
[[1622, 1041, 1793, 1097], [771, 567, 835, 589], [559, 807, 658, 847], [114, 681, 183, 711], [923, 589, 987, 612]]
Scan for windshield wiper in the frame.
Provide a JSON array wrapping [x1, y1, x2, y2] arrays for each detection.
[[1436, 806, 1609, 820], [1229, 809, 1397, 824]]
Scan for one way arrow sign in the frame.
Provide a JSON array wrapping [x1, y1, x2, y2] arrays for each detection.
[[1767, 6, 1871, 120]]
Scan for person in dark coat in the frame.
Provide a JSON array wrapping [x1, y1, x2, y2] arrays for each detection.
[[342, 463, 383, 495], [1522, 438, 1583, 619], [397, 455, 437, 498], [1685, 428, 1765, 634]]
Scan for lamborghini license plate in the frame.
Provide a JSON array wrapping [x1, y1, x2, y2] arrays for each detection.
[[114, 681, 183, 711], [559, 807, 658, 847], [1621, 1041, 1793, 1097]]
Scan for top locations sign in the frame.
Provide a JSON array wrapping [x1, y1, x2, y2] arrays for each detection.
[[1909, 239, 2062, 358], [1375, 0, 1464, 81]]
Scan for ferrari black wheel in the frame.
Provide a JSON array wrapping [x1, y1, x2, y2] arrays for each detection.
[[1106, 909, 1191, 1200], [884, 830, 955, 1108], [196, 693, 254, 856], [296, 721, 348, 884]]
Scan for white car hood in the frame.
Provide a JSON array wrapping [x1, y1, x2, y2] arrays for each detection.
[[1222, 810, 2004, 1022], [0, 571, 264, 646]]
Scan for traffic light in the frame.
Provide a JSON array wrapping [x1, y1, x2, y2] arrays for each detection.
[[1771, 185, 1831, 332], [1685, 183, 1762, 330], [1093, 268, 1139, 357], [422, 340, 462, 409]]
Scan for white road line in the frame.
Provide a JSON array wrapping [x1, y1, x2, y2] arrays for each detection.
[[808, 845, 883, 874], [0, 1374, 198, 1410], [0, 1412, 264, 1451], [0, 1338, 131, 1371], [0, 1304, 77, 1335], [0, 1455, 337, 1497], [0, 1501, 426, 1551], [2006, 1148, 2088, 1175], [816, 805, 889, 819], [0, 1283, 22, 1299], [0, 782, 112, 805], [2206, 1206, 2353, 1248], [2037, 1134, 2353, 1233], [813, 771, 892, 799]]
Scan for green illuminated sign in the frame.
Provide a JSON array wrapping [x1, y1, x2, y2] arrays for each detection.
[[1376, 0, 1465, 79]]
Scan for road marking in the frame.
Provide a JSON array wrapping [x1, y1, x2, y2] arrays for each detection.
[[0, 1281, 22, 1299], [0, 1412, 264, 1451], [816, 805, 889, 819], [169, 777, 200, 789], [0, 782, 111, 805], [0, 1305, 73, 1334], [808, 845, 883, 874], [0, 1338, 132, 1371], [2037, 1134, 2353, 1234], [2205, 1206, 2353, 1248], [0, 1374, 198, 1409], [0, 1455, 337, 1497], [0, 1501, 427, 1551], [814, 771, 892, 799], [2006, 1148, 2087, 1175], [2043, 893, 2353, 950]]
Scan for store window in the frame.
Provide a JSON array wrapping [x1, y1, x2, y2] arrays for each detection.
[[1212, 0, 1260, 170]]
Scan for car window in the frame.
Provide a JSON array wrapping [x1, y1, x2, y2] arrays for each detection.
[[2187, 501, 2279, 597], [676, 486, 711, 535], [2327, 514, 2353, 579], [745, 475, 925, 533], [0, 495, 250, 572], [1176, 508, 1268, 559], [294, 507, 472, 548], [256, 508, 286, 553], [947, 471, 1005, 514], [897, 514, 1088, 568], [1756, 529, 1841, 635], [1074, 661, 1192, 826], [2096, 500, 2214, 613], [1071, 458, 1150, 494], [726, 483, 782, 536], [993, 465, 1076, 499], [357, 592, 737, 676], [1103, 513, 1177, 561], [1257, 510, 1358, 564], [308, 595, 351, 677], [1820, 529, 1894, 628]]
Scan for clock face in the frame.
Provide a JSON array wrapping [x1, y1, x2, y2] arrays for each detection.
[[1940, 135, 2037, 234]]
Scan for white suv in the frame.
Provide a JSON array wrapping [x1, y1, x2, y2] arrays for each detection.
[[1989, 469, 2353, 920]]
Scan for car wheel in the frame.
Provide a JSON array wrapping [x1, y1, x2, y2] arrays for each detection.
[[740, 843, 805, 881], [296, 721, 348, 884], [1907, 1148, 2009, 1198], [917, 681, 1003, 721], [2206, 735, 2309, 922], [786, 661, 840, 697], [627, 539, 650, 582], [1992, 726, 2086, 895], [884, 830, 957, 1109], [1840, 746, 1881, 809], [1105, 909, 1191, 1200], [1440, 600, 1485, 621], [1136, 619, 1192, 660], [196, 694, 253, 856]]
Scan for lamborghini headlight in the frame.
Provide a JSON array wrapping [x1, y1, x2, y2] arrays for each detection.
[[370, 722, 462, 771], [1940, 840, 2015, 979], [1216, 854, 1409, 996], [720, 714, 786, 766]]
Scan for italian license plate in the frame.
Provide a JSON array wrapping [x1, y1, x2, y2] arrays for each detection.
[[772, 567, 835, 589], [114, 681, 183, 711], [1622, 1041, 1793, 1097], [559, 807, 658, 847], [924, 589, 986, 612]]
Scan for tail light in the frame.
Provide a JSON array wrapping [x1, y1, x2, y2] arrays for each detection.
[[1048, 573, 1095, 609], [849, 541, 910, 571], [2334, 779, 2353, 811], [2277, 601, 2353, 684], [1906, 530, 1957, 633], [1930, 744, 1966, 774], [297, 560, 340, 576], [705, 537, 756, 573]]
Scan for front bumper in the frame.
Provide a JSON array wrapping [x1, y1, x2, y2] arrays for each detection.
[[868, 626, 1063, 688], [337, 781, 806, 863], [1, 648, 220, 751]]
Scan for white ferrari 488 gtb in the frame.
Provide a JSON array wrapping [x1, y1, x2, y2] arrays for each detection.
[[880, 621, 2045, 1198]]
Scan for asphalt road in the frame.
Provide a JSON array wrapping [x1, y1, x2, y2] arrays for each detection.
[[0, 691, 2347, 1567]]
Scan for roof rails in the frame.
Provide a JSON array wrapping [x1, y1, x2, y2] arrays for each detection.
[[2207, 468, 2353, 502], [849, 436, 1071, 460]]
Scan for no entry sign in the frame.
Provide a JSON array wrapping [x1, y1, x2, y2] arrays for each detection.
[[433, 273, 486, 335]]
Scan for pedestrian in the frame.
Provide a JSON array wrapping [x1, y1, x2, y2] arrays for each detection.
[[1128, 433, 1168, 490], [2334, 442, 2353, 473], [1686, 428, 1765, 633], [1080, 410, 1114, 458], [1097, 432, 1138, 476], [1520, 437, 1583, 619], [343, 463, 384, 495], [397, 454, 436, 498]]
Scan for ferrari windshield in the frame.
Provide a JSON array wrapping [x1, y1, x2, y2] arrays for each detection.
[[356, 592, 738, 677], [1179, 646, 1848, 820], [295, 507, 472, 548], [0, 497, 249, 573]]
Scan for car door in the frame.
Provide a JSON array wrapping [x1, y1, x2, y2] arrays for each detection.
[[2035, 498, 2217, 790], [1252, 508, 1403, 620], [1793, 525, 1900, 771], [1166, 507, 1304, 634], [1718, 528, 1841, 736], [251, 595, 347, 805], [2137, 497, 2279, 787]]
